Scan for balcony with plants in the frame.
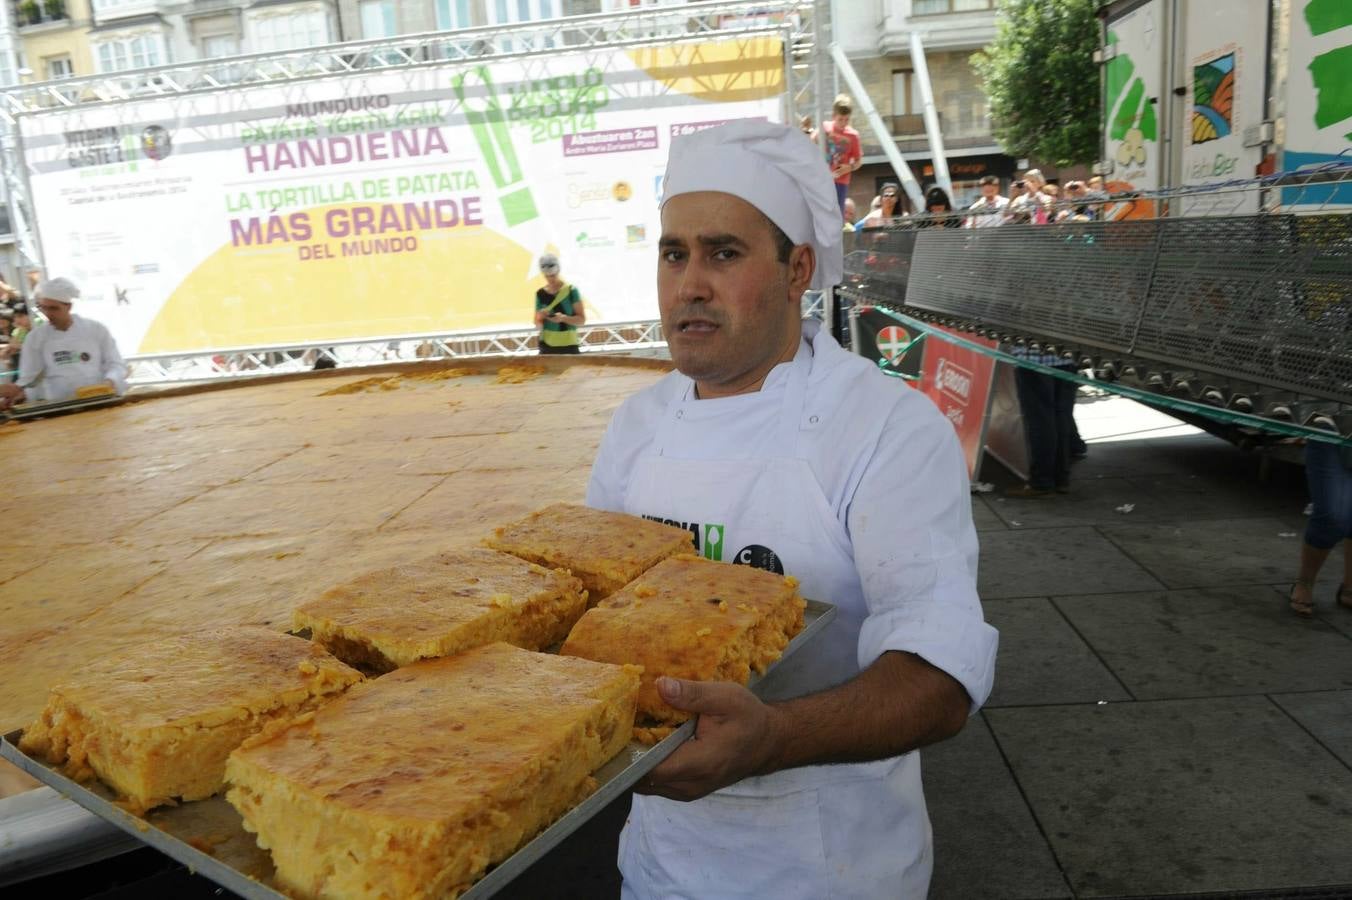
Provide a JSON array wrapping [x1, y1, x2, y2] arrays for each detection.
[[15, 0, 69, 28]]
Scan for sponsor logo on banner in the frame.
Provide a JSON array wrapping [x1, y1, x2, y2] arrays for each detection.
[[566, 181, 612, 209], [140, 125, 173, 161], [914, 327, 998, 478], [642, 515, 726, 561], [626, 224, 647, 243], [63, 126, 134, 169], [935, 358, 974, 406], [612, 181, 632, 202], [575, 230, 615, 249]]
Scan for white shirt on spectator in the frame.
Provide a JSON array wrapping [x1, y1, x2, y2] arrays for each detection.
[[966, 194, 1010, 228]]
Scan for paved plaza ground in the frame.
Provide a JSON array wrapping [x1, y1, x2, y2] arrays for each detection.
[[920, 396, 1352, 899], [19, 394, 1352, 899]]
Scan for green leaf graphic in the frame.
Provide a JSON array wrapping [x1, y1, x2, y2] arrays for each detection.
[[1305, 0, 1352, 36], [1104, 31, 1136, 112], [1111, 78, 1145, 140], [1310, 44, 1352, 131], [1140, 95, 1158, 140]]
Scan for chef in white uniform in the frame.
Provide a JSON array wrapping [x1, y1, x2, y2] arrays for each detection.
[[587, 121, 998, 898], [0, 277, 127, 409]]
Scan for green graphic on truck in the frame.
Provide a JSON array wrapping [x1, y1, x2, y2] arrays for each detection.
[[1105, 29, 1158, 169]]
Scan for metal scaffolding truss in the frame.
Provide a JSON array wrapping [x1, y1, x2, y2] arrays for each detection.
[[7, 21, 810, 202], [0, 0, 816, 120], [124, 319, 667, 385]]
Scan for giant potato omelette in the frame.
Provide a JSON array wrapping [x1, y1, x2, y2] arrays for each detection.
[[0, 358, 667, 794]]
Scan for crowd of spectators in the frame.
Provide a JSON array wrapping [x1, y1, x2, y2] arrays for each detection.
[[802, 95, 1111, 233], [843, 169, 1104, 499], [848, 169, 1113, 232]]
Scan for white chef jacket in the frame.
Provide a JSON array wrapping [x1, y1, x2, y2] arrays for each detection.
[[17, 316, 128, 403], [588, 319, 998, 898]]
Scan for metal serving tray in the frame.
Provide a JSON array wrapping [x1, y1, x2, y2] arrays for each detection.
[[0, 599, 836, 900], [5, 394, 125, 421]]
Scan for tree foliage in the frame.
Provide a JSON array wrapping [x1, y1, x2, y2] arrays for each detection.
[[972, 0, 1101, 167]]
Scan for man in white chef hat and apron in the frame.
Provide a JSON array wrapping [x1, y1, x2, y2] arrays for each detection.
[[0, 277, 127, 410], [587, 120, 998, 897]]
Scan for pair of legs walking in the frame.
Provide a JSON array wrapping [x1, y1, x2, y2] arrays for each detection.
[[1291, 440, 1352, 617]]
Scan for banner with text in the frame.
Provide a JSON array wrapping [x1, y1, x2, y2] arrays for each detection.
[[915, 326, 998, 479], [19, 38, 785, 353]]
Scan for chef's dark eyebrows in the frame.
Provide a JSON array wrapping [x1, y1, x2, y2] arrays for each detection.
[[660, 232, 749, 249], [658, 233, 749, 252], [696, 233, 749, 250]]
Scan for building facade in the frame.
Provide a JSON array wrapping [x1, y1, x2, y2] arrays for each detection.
[[12, 0, 95, 83], [835, 0, 1014, 215], [8, 0, 343, 82], [5, 0, 634, 79], [335, 0, 604, 40]]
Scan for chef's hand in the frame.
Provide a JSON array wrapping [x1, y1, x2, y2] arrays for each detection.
[[0, 383, 24, 409], [637, 677, 785, 802]]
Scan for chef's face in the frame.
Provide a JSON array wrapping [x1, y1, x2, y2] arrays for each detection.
[[37, 299, 72, 329], [658, 192, 813, 398]]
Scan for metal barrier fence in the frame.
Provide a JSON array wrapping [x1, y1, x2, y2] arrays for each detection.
[[901, 214, 1351, 403], [843, 195, 1352, 441]]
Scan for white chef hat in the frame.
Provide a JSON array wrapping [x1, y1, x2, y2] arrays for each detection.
[[34, 277, 80, 304], [661, 120, 843, 290]]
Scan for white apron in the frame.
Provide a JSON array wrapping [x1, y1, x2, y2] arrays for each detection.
[[617, 341, 933, 900]]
